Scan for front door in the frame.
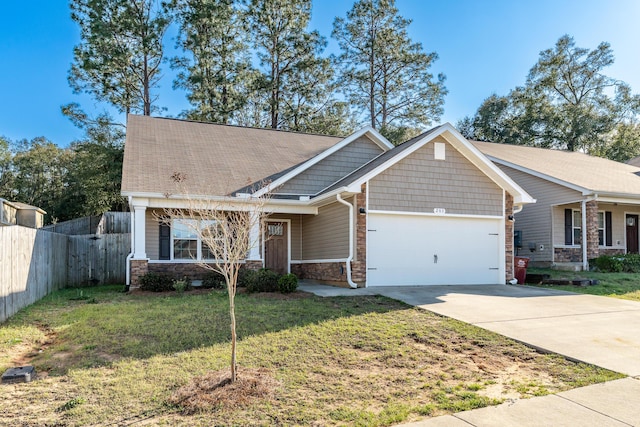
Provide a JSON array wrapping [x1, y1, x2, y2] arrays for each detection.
[[626, 214, 639, 254], [264, 221, 288, 274]]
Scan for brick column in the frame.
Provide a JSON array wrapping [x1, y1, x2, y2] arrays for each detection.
[[505, 192, 514, 282], [351, 184, 367, 284], [130, 259, 148, 287], [585, 200, 599, 261]]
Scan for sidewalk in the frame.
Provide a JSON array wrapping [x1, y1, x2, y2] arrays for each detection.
[[402, 377, 640, 426]]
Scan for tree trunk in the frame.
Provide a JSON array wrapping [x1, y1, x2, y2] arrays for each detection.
[[229, 291, 237, 382], [369, 16, 376, 129], [143, 53, 151, 116]]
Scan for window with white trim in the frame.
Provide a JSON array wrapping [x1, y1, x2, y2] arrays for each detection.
[[597, 212, 605, 246], [171, 219, 220, 260], [572, 210, 582, 245]]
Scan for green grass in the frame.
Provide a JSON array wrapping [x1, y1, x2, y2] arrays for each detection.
[[527, 268, 640, 301], [0, 286, 623, 426]]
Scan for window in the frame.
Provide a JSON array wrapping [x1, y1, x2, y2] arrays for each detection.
[[597, 212, 605, 246], [171, 219, 221, 260], [572, 210, 582, 245], [564, 209, 612, 247]]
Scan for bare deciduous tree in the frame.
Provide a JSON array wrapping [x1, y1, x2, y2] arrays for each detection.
[[160, 175, 270, 383]]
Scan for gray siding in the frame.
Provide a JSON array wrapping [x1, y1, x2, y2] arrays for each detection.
[[496, 165, 581, 263], [369, 137, 503, 216], [301, 201, 349, 260], [275, 136, 384, 196], [146, 209, 161, 260]]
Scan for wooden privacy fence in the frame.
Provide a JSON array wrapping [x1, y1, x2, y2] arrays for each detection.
[[67, 234, 131, 286], [0, 227, 68, 323], [0, 225, 131, 323], [42, 212, 130, 235]]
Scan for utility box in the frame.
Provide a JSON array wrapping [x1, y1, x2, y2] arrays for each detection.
[[514, 230, 522, 248], [2, 366, 36, 384]]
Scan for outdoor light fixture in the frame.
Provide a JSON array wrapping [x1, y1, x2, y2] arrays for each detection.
[[359, 207, 366, 214]]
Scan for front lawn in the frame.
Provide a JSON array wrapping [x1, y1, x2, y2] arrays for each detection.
[[0, 286, 622, 426], [527, 268, 640, 301]]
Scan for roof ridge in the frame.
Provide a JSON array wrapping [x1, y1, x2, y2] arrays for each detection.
[[127, 114, 346, 139]]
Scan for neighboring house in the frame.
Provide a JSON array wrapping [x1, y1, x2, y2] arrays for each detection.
[[473, 141, 640, 270], [121, 115, 533, 288], [0, 199, 45, 228]]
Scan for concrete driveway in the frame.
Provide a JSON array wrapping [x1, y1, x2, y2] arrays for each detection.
[[300, 283, 640, 376]]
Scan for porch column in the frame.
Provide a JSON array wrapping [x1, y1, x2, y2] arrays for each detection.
[[585, 199, 599, 265], [132, 202, 148, 259]]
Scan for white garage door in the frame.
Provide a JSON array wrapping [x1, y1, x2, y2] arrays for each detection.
[[367, 213, 503, 286]]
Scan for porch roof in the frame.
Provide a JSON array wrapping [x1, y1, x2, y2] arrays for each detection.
[[473, 141, 640, 197]]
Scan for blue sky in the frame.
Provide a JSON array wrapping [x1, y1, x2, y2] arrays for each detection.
[[1, 0, 640, 146]]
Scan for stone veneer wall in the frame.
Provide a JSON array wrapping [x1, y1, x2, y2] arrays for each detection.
[[290, 262, 349, 287], [505, 193, 514, 282], [585, 200, 600, 260], [554, 248, 582, 263]]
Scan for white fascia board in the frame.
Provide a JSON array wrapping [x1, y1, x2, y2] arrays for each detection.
[[142, 196, 317, 214], [485, 156, 589, 195], [592, 194, 640, 204], [438, 124, 536, 205], [253, 127, 394, 198]]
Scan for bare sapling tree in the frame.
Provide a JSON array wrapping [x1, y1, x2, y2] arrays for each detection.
[[160, 173, 270, 383]]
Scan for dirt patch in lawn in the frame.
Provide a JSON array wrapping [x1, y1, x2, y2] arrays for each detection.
[[168, 367, 280, 413]]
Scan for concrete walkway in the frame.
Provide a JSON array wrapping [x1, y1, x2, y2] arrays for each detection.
[[299, 283, 640, 426]]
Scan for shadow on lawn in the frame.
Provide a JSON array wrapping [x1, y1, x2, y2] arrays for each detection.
[[20, 287, 405, 375]]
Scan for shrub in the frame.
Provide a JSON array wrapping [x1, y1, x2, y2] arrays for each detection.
[[278, 273, 298, 294], [246, 268, 280, 293], [237, 268, 257, 288], [202, 271, 226, 289], [622, 253, 640, 273], [139, 272, 175, 292], [592, 255, 623, 273], [173, 277, 192, 294]]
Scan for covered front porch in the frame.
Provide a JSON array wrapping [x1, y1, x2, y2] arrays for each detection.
[[552, 198, 640, 270]]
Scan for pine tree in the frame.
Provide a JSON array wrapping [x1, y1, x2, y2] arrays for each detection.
[[69, 0, 169, 115], [169, 0, 255, 123], [333, 0, 447, 143], [247, 0, 350, 133]]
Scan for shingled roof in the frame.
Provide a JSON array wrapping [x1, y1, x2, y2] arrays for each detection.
[[472, 140, 640, 196], [122, 115, 343, 197]]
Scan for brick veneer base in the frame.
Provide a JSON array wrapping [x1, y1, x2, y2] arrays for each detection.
[[554, 248, 583, 263], [291, 262, 362, 287], [141, 262, 259, 284], [130, 260, 148, 287]]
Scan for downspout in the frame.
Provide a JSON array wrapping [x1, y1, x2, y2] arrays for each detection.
[[125, 196, 134, 292], [336, 194, 357, 288], [581, 199, 588, 271]]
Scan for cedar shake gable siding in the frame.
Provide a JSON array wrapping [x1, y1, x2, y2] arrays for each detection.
[[274, 136, 384, 196], [369, 137, 503, 216]]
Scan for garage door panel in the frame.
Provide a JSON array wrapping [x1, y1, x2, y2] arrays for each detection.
[[368, 213, 502, 286]]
